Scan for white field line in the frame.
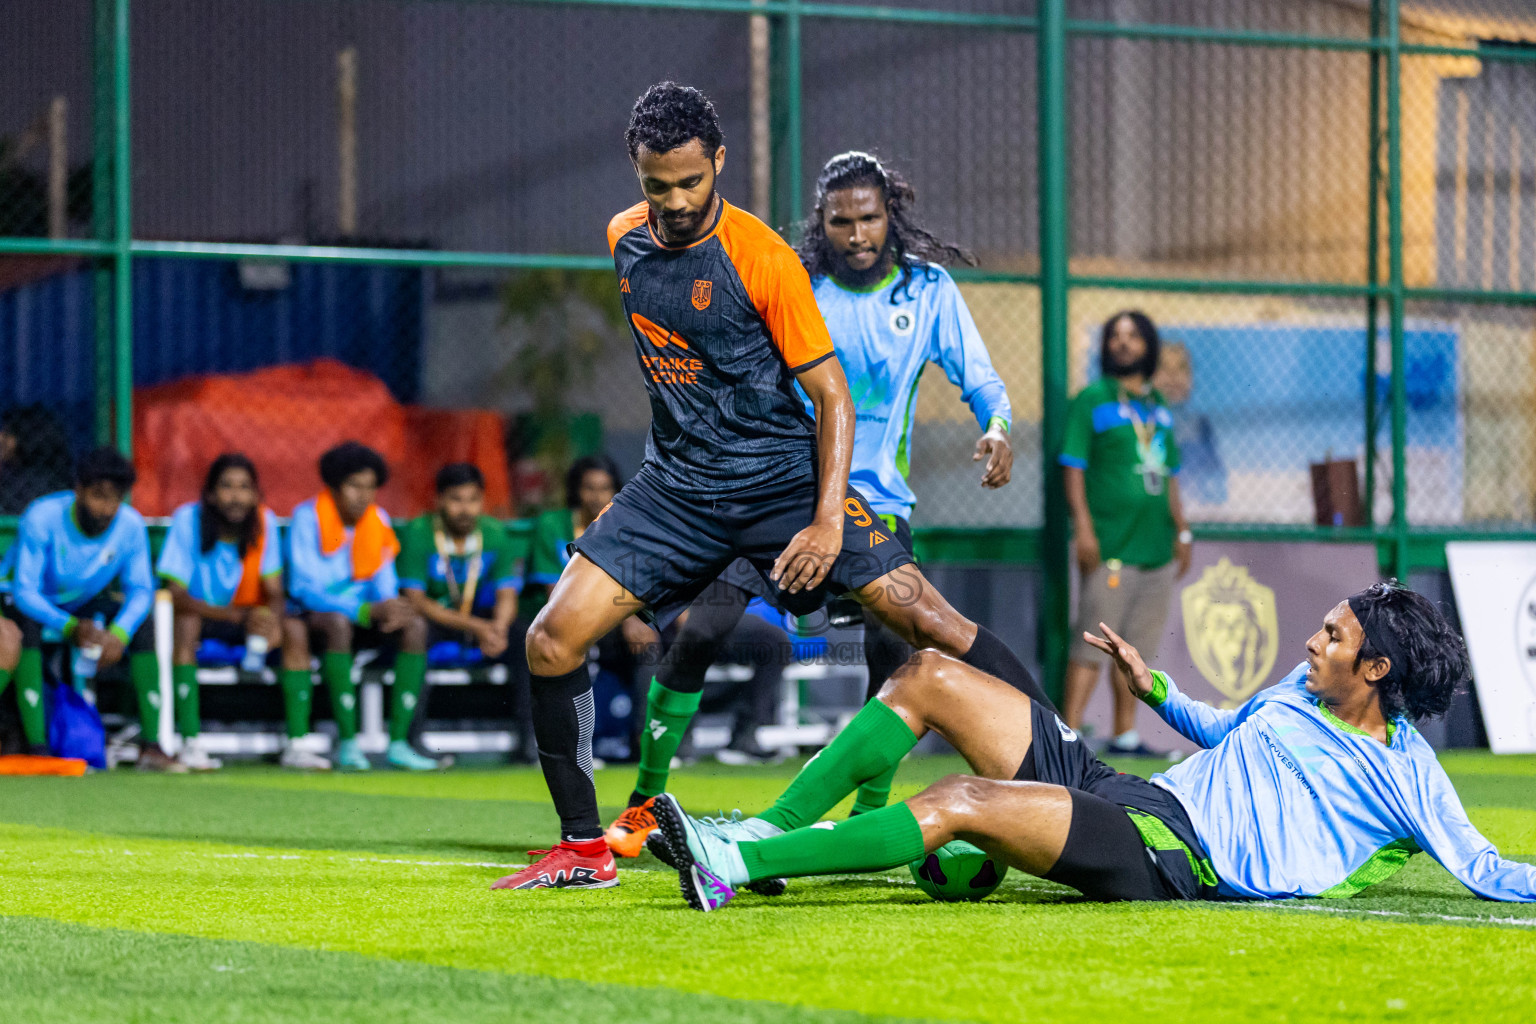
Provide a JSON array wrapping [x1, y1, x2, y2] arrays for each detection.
[[1250, 900, 1536, 928], [63, 847, 541, 871]]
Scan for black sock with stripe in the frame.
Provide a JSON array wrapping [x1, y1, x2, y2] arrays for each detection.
[[530, 664, 602, 842]]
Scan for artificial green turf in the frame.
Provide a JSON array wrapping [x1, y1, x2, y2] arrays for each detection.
[[1, 755, 1534, 1023], [0, 916, 926, 1024]]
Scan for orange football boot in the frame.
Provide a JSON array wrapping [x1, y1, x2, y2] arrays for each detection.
[[605, 796, 659, 858]]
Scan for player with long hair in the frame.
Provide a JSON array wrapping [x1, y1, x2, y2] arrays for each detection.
[[494, 83, 1047, 891], [602, 150, 1018, 857], [655, 581, 1536, 910]]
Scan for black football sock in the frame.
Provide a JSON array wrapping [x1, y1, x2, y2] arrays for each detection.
[[530, 664, 602, 842], [962, 625, 1058, 715]]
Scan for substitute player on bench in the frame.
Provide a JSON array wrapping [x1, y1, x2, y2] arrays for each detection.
[[655, 581, 1536, 910], [157, 453, 289, 771], [494, 82, 1048, 891]]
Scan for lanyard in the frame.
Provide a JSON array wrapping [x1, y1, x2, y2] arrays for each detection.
[[1118, 386, 1165, 496], [433, 520, 484, 615]]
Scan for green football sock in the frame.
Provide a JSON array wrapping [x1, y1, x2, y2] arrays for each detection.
[[741, 803, 926, 882], [130, 651, 161, 745], [851, 763, 900, 816], [389, 652, 427, 743], [172, 663, 200, 738], [322, 651, 357, 740], [13, 649, 46, 747], [758, 698, 918, 833], [280, 668, 314, 739], [635, 678, 702, 798]]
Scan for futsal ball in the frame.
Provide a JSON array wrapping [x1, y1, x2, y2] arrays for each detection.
[[909, 840, 1006, 901]]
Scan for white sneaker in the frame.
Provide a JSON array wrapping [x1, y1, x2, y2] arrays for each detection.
[[177, 738, 223, 771], [280, 744, 332, 770]]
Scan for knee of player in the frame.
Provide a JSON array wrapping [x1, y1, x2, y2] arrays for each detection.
[[883, 647, 960, 701], [943, 774, 1006, 813], [399, 612, 429, 651], [915, 774, 998, 828], [0, 618, 19, 670], [524, 617, 568, 673], [279, 617, 307, 650], [313, 612, 352, 650]]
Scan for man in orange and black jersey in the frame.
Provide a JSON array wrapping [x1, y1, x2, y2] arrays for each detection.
[[492, 82, 1053, 893]]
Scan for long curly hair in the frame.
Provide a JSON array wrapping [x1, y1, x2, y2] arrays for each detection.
[[1351, 580, 1469, 720], [795, 151, 974, 303]]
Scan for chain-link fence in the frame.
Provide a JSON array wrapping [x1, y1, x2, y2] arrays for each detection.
[[3, 0, 1535, 559]]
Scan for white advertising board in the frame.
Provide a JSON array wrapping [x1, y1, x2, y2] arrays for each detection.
[[1445, 541, 1536, 754]]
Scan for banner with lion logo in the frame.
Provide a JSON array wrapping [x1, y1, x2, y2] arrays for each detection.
[[1080, 542, 1378, 743]]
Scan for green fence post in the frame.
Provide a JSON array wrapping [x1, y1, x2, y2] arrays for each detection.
[[91, 0, 116, 446], [1385, 0, 1408, 580], [1038, 0, 1069, 704], [769, 0, 803, 233], [1363, 0, 1382, 527], [112, 0, 132, 458]]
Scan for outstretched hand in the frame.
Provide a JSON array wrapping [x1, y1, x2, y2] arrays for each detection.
[[1081, 622, 1154, 699]]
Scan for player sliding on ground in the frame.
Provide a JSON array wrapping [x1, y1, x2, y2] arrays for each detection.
[[653, 581, 1536, 910], [493, 82, 1052, 891]]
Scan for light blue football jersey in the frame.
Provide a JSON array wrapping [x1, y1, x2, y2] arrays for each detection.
[[805, 262, 1011, 519], [1148, 663, 1536, 901]]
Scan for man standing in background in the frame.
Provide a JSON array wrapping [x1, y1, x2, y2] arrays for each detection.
[[1059, 311, 1192, 755]]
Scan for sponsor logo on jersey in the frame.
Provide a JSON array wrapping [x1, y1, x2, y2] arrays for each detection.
[[869, 531, 888, 547], [889, 309, 916, 336], [1055, 716, 1078, 742], [631, 312, 691, 350], [620, 278, 631, 293], [1182, 557, 1278, 708], [691, 278, 712, 310]]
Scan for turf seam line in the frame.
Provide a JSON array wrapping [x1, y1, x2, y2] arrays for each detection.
[[1252, 902, 1536, 928]]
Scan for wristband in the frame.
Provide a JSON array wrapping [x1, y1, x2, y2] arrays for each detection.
[[108, 624, 132, 645], [63, 616, 79, 639], [355, 603, 372, 628], [985, 416, 1010, 436], [1178, 529, 1194, 545]]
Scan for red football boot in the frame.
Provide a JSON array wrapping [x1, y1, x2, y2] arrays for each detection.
[[491, 839, 619, 890]]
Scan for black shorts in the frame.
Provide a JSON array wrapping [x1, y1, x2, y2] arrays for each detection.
[[719, 514, 915, 612], [1015, 699, 1217, 901], [571, 467, 912, 631]]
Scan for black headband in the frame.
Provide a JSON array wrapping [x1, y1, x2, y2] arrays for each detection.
[[1348, 591, 1410, 687]]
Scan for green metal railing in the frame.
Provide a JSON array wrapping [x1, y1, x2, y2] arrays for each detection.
[[5, 0, 1536, 699]]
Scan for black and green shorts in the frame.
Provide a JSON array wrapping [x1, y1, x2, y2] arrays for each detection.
[[1014, 698, 1220, 901]]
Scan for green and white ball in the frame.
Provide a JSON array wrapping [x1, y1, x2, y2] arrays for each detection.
[[909, 840, 1007, 902]]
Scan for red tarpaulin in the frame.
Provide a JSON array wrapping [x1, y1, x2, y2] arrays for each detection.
[[133, 359, 511, 517]]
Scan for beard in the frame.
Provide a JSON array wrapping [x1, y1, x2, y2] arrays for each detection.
[[831, 239, 895, 289], [1104, 350, 1146, 378]]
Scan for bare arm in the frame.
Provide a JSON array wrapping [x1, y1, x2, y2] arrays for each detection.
[[404, 587, 482, 635], [1063, 465, 1099, 576], [167, 581, 245, 625], [772, 355, 854, 594]]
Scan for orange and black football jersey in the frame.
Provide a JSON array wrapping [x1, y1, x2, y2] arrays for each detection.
[[608, 198, 835, 496]]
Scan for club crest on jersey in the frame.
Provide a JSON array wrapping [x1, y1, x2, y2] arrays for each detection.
[[889, 309, 915, 336], [691, 279, 713, 310]]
